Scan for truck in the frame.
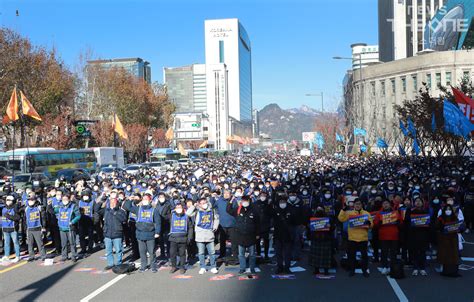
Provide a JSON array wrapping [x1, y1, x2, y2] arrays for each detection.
[[93, 147, 125, 168]]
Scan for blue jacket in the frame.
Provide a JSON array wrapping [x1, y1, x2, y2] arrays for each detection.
[[212, 196, 236, 228], [124, 200, 161, 240]]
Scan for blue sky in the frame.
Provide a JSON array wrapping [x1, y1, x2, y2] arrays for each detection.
[[0, 0, 378, 111]]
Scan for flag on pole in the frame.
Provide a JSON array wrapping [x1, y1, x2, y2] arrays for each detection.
[[399, 120, 408, 136], [178, 143, 187, 156], [407, 117, 416, 137], [431, 113, 436, 132], [452, 87, 474, 122], [315, 132, 325, 150], [398, 144, 406, 156], [6, 87, 19, 122], [413, 138, 420, 155], [20, 90, 42, 121], [165, 128, 174, 141], [198, 140, 208, 149], [376, 138, 388, 149], [444, 99, 474, 138], [113, 114, 128, 140], [353, 128, 367, 136]]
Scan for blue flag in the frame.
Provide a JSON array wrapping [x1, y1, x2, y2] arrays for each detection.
[[443, 99, 474, 139], [413, 138, 420, 155], [398, 144, 406, 156], [376, 138, 388, 149], [336, 133, 344, 142], [431, 113, 436, 132], [407, 117, 416, 137], [399, 120, 408, 136], [354, 128, 367, 136], [315, 132, 325, 150]]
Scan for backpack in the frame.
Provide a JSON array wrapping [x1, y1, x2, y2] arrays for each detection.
[[390, 262, 405, 279], [112, 262, 136, 274]]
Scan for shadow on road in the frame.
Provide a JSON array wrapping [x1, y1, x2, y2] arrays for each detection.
[[17, 262, 78, 302]]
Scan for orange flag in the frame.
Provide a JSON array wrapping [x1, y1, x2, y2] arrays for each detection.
[[165, 128, 174, 141], [6, 87, 19, 121], [20, 90, 42, 121], [178, 143, 188, 156], [198, 140, 208, 149], [113, 114, 128, 140]]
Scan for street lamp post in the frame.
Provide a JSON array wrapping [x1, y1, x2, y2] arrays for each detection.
[[305, 92, 324, 112]]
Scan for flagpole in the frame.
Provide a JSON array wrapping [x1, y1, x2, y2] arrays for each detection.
[[19, 89, 32, 179], [113, 114, 118, 167], [11, 86, 17, 190]]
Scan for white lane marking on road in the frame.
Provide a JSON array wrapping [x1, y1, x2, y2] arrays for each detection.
[[80, 274, 127, 302], [80, 262, 141, 302], [386, 276, 409, 302], [81, 274, 127, 302]]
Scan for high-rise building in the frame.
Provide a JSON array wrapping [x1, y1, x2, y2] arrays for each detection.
[[163, 64, 207, 113], [87, 57, 151, 83], [206, 63, 229, 151], [205, 18, 253, 123], [378, 0, 446, 62]]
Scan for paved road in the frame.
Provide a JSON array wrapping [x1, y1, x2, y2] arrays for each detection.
[[1, 234, 473, 302]]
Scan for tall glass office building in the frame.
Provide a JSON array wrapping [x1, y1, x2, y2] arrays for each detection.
[[164, 64, 207, 113], [87, 58, 151, 84], [205, 18, 253, 123]]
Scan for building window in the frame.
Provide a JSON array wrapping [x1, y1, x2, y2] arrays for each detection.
[[381, 81, 385, 96], [401, 77, 406, 93], [391, 79, 396, 94], [219, 41, 225, 63], [426, 73, 432, 89], [436, 73, 441, 87], [412, 75, 417, 92], [371, 81, 376, 96], [446, 72, 452, 86], [463, 71, 470, 80]]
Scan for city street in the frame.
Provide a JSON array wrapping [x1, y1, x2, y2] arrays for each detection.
[[1, 235, 473, 302]]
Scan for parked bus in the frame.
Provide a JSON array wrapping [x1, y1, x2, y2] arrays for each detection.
[[0, 148, 97, 178], [150, 148, 182, 161]]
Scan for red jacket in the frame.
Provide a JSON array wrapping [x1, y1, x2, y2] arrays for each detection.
[[374, 210, 402, 241]]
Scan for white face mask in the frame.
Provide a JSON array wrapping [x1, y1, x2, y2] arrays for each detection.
[[6, 200, 13, 206], [445, 210, 452, 216], [242, 201, 250, 208], [201, 203, 208, 210], [158, 197, 166, 203], [279, 203, 287, 209], [447, 200, 454, 205], [324, 194, 331, 199], [302, 191, 308, 195], [260, 196, 266, 202], [83, 196, 89, 201], [235, 192, 242, 197], [371, 190, 377, 194], [62, 200, 69, 206], [142, 200, 150, 206], [289, 196, 297, 201], [254, 192, 260, 196], [28, 201, 35, 207], [176, 208, 183, 214]]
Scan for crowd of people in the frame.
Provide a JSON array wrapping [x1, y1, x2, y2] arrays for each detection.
[[1, 153, 473, 279]]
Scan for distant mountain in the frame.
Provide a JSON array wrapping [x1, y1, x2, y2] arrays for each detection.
[[287, 105, 321, 117], [258, 104, 320, 141]]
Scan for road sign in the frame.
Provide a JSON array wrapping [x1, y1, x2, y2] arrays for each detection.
[[191, 123, 201, 128], [73, 120, 97, 138], [302, 132, 316, 142]]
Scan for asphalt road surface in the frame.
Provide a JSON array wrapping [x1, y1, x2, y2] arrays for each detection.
[[1, 234, 473, 302]]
